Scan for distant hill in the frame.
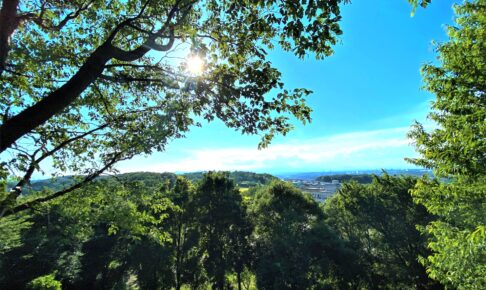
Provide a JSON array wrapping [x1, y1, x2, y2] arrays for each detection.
[[9, 171, 277, 195], [114, 172, 178, 188], [8, 176, 77, 195], [183, 171, 278, 188], [277, 169, 433, 181], [316, 174, 375, 184], [8, 172, 178, 195], [11, 170, 431, 194]]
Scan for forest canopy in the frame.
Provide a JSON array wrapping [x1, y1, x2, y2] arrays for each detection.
[[0, 172, 444, 289]]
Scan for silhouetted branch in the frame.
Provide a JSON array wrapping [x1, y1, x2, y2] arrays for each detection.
[[1, 151, 125, 218]]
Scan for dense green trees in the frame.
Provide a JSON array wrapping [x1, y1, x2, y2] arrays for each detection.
[[250, 181, 352, 289], [0, 172, 250, 289], [0, 177, 174, 288], [324, 175, 442, 289], [2, 171, 451, 289], [192, 172, 251, 289], [407, 0, 486, 288], [184, 171, 277, 188]]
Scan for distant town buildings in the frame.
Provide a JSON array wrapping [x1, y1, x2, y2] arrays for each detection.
[[285, 179, 341, 202]]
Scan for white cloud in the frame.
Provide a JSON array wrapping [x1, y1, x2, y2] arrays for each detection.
[[117, 126, 419, 173]]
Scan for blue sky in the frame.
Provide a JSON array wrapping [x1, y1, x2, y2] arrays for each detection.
[[118, 0, 458, 174]]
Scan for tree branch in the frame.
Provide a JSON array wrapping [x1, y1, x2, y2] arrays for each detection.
[[1, 151, 125, 218], [16, 123, 110, 189], [99, 73, 174, 86], [18, 0, 95, 31], [0, 41, 114, 152], [0, 20, 168, 151], [110, 25, 175, 61], [0, 0, 192, 152]]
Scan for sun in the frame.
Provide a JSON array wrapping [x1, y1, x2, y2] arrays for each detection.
[[186, 55, 204, 75]]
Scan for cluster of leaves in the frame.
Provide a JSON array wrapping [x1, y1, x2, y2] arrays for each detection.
[[27, 274, 62, 290], [407, 0, 486, 288], [0, 168, 32, 253], [408, 0, 431, 14]]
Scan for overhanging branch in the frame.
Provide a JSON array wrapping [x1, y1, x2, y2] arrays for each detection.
[[0, 0, 192, 152], [1, 151, 125, 218]]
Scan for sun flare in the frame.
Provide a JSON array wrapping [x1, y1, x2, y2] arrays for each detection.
[[186, 55, 204, 75]]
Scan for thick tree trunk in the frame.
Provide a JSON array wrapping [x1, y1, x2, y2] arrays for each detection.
[[216, 243, 225, 290], [0, 0, 20, 75], [0, 2, 177, 153], [0, 30, 172, 153], [175, 222, 182, 290], [237, 271, 242, 290], [0, 43, 113, 152]]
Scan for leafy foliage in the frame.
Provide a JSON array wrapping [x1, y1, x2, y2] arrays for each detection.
[[0, 0, 351, 215], [323, 175, 442, 289], [408, 0, 431, 12], [192, 172, 252, 289], [0, 172, 253, 289], [0, 177, 174, 288], [0, 168, 32, 254], [1, 171, 467, 289], [407, 1, 486, 288], [250, 181, 351, 289], [27, 274, 62, 290], [0, 214, 31, 254]]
